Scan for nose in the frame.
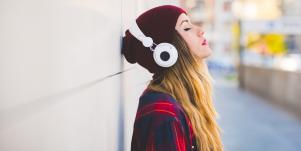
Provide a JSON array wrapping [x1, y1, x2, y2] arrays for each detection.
[[198, 29, 205, 37], [197, 27, 205, 37]]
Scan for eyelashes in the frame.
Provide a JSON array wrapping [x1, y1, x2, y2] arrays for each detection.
[[184, 28, 191, 31]]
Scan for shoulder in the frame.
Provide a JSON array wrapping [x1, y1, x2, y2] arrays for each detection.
[[134, 88, 185, 127], [132, 88, 196, 150], [138, 88, 178, 109]]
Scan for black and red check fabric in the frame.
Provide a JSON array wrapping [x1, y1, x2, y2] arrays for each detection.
[[131, 88, 197, 151]]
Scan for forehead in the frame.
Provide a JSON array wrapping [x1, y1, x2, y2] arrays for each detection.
[[176, 13, 190, 26], [179, 13, 189, 20]]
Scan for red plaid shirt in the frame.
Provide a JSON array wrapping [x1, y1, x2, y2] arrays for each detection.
[[131, 88, 197, 151]]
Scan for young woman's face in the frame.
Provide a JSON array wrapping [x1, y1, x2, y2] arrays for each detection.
[[175, 13, 212, 60]]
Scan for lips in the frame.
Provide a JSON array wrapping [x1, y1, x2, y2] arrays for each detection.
[[201, 39, 207, 46]]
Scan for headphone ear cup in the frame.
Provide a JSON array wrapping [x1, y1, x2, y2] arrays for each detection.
[[153, 43, 178, 67]]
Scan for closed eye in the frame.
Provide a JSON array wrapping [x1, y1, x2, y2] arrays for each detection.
[[184, 28, 191, 31]]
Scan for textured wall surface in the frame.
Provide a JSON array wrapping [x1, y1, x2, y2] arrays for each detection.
[[0, 0, 122, 151], [0, 0, 181, 151]]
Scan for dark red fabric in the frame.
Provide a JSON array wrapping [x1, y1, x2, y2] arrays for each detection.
[[122, 5, 187, 75]]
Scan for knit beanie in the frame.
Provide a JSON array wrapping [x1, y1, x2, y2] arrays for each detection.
[[121, 5, 187, 76]]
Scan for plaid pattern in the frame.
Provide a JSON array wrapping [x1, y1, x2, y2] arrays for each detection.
[[131, 88, 197, 151]]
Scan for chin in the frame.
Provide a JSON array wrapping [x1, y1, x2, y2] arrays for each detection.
[[203, 54, 211, 59], [202, 48, 212, 58], [198, 53, 211, 60]]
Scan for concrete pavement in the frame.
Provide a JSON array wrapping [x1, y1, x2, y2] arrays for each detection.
[[213, 75, 301, 151]]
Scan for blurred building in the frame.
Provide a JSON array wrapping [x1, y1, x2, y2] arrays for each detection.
[[231, 0, 301, 70], [231, 0, 301, 119]]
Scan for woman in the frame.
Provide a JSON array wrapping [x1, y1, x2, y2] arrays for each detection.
[[122, 5, 223, 151]]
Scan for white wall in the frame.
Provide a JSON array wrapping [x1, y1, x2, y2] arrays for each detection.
[[0, 0, 180, 151], [0, 0, 122, 151]]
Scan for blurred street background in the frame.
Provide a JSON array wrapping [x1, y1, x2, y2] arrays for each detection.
[[213, 74, 301, 151], [0, 0, 301, 151]]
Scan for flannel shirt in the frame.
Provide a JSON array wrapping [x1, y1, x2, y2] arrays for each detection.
[[131, 88, 197, 151]]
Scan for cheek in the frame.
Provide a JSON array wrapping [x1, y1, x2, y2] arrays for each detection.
[[189, 41, 212, 58], [182, 34, 195, 48], [178, 32, 212, 58]]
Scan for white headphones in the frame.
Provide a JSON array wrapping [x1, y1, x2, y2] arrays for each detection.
[[128, 21, 178, 68]]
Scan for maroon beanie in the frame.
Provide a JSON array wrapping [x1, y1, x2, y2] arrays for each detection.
[[121, 5, 187, 75]]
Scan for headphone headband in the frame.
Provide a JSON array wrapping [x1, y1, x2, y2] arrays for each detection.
[[129, 21, 154, 48], [128, 21, 178, 68]]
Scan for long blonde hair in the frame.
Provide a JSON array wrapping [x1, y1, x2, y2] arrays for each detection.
[[147, 31, 223, 151]]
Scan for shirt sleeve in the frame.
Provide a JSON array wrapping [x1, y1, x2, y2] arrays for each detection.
[[146, 117, 188, 151]]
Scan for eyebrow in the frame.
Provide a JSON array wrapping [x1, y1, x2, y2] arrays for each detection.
[[180, 19, 189, 26]]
